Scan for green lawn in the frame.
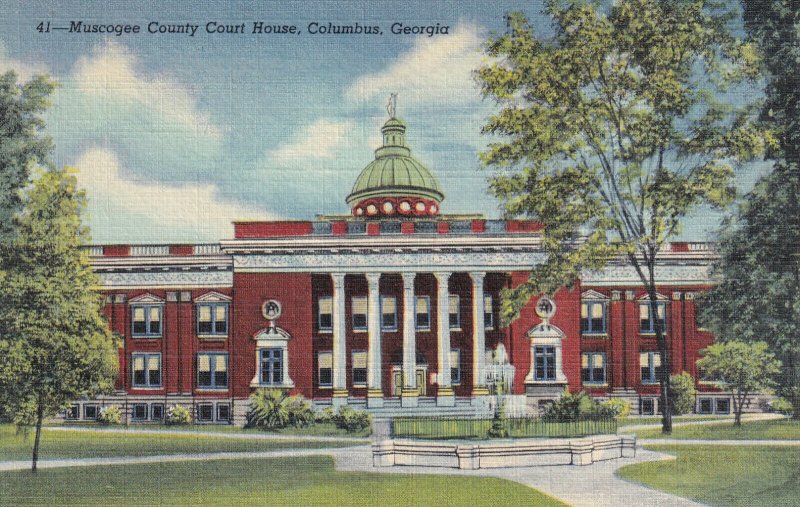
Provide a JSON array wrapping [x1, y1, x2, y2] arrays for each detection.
[[632, 418, 800, 439], [617, 415, 724, 427], [0, 456, 566, 506], [0, 425, 355, 461], [51, 422, 370, 438], [617, 445, 800, 507]]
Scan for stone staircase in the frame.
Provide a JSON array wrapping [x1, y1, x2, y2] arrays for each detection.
[[314, 396, 493, 419]]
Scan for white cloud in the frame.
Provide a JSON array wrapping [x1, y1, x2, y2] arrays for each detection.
[[0, 43, 50, 82], [71, 41, 221, 140], [268, 119, 355, 162], [346, 22, 487, 106], [75, 147, 268, 242]]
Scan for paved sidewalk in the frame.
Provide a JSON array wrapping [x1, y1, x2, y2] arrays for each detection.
[[44, 425, 370, 443], [333, 445, 704, 506], [639, 438, 800, 446], [0, 447, 355, 472], [619, 413, 784, 432]]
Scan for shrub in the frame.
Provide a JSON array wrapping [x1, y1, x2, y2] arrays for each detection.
[[669, 372, 697, 415], [599, 398, 631, 419], [543, 391, 596, 422], [287, 396, 315, 428], [333, 406, 371, 433], [166, 405, 192, 426], [315, 406, 336, 424], [96, 406, 121, 425], [247, 389, 291, 429], [770, 397, 794, 415], [487, 400, 508, 438]]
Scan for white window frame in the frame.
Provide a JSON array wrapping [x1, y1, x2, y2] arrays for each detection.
[[449, 294, 461, 330], [533, 345, 557, 381], [415, 296, 431, 331], [351, 350, 367, 387], [381, 296, 398, 331], [318, 351, 333, 388], [197, 352, 229, 389], [581, 301, 607, 335], [131, 304, 162, 337], [484, 294, 494, 330], [351, 296, 368, 332], [197, 302, 228, 336], [318, 296, 333, 333], [131, 352, 161, 387], [639, 302, 667, 334], [640, 351, 662, 384], [581, 352, 607, 384]]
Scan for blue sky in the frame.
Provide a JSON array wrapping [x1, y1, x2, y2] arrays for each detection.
[[0, 0, 768, 243]]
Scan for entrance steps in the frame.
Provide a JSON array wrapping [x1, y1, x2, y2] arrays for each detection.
[[314, 396, 493, 418]]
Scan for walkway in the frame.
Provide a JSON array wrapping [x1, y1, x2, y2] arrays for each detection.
[[619, 413, 784, 432]]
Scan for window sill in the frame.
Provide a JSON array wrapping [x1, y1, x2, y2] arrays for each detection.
[[415, 327, 432, 332], [639, 333, 667, 337], [318, 329, 333, 334], [131, 336, 162, 339], [198, 335, 227, 340], [381, 328, 399, 333], [195, 388, 229, 392], [640, 381, 659, 385], [449, 328, 462, 332], [318, 385, 332, 390], [131, 386, 162, 390], [581, 333, 608, 339], [352, 329, 368, 334], [583, 383, 608, 387], [352, 384, 367, 389]]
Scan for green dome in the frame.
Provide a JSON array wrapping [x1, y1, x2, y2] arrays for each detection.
[[346, 118, 444, 207]]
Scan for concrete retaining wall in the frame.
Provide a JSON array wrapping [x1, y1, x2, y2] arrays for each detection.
[[373, 435, 636, 469]]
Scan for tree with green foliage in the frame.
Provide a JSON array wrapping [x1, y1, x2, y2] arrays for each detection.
[[0, 169, 118, 472], [700, 0, 800, 418], [476, 0, 767, 433], [696, 341, 781, 425], [0, 71, 56, 241], [669, 372, 697, 415]]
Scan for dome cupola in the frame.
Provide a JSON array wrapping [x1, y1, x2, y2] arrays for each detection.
[[346, 95, 444, 218]]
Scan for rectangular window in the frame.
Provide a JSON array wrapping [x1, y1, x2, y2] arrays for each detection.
[[450, 349, 461, 384], [640, 352, 662, 384], [318, 351, 333, 387], [132, 304, 162, 336], [352, 351, 367, 387], [698, 398, 713, 414], [131, 403, 148, 421], [484, 295, 494, 330], [640, 398, 655, 415], [640, 302, 667, 333], [150, 403, 164, 421], [197, 403, 214, 422], [381, 296, 398, 331], [83, 405, 99, 420], [216, 404, 230, 422], [318, 296, 333, 332], [581, 352, 606, 384], [534, 345, 556, 381], [715, 398, 730, 414], [581, 301, 607, 334], [259, 348, 283, 385], [197, 303, 228, 335], [197, 353, 228, 389], [65, 404, 79, 420], [449, 294, 460, 329], [415, 296, 431, 330], [132, 353, 161, 387], [352, 296, 367, 331]]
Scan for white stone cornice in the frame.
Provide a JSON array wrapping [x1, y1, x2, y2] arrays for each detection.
[[582, 262, 714, 286], [97, 271, 232, 290], [234, 251, 547, 273]]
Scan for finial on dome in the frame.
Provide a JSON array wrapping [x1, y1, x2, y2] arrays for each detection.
[[386, 92, 397, 119]]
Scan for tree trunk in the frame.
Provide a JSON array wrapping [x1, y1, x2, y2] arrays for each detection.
[[733, 392, 742, 426], [647, 278, 672, 434], [31, 402, 44, 472]]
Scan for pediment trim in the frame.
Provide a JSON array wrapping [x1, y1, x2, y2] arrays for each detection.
[[128, 293, 165, 304], [194, 291, 232, 303]]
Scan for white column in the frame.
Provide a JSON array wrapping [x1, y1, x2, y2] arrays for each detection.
[[331, 273, 348, 405], [401, 272, 418, 407], [366, 272, 383, 407], [434, 271, 455, 406], [470, 272, 489, 396]]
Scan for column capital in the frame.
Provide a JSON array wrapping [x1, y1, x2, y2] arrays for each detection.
[[331, 272, 346, 288], [401, 272, 417, 283], [469, 271, 487, 282], [365, 272, 381, 286], [433, 271, 452, 283]]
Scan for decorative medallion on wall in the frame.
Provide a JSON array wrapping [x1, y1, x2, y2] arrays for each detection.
[[535, 295, 556, 321], [262, 299, 282, 321]]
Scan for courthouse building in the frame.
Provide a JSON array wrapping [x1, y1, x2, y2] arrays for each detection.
[[67, 114, 745, 425]]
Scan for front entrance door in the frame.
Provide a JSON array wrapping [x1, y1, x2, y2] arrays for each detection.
[[391, 366, 427, 396]]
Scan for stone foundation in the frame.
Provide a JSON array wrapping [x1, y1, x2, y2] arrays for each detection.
[[372, 435, 636, 469]]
